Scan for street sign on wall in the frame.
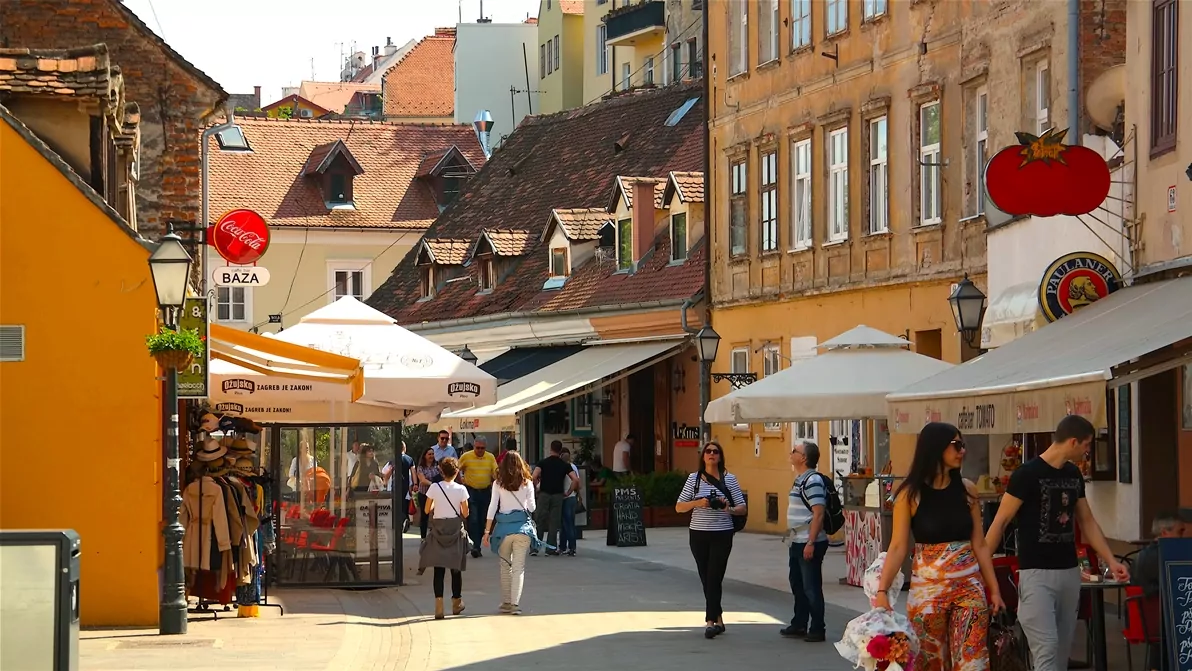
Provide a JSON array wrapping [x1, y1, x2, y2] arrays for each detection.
[[177, 297, 209, 398]]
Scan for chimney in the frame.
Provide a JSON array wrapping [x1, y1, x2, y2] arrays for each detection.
[[473, 109, 494, 159], [253, 86, 261, 108], [384, 37, 398, 57], [632, 180, 656, 267]]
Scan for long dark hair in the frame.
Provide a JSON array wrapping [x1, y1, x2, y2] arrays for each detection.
[[894, 421, 962, 504], [419, 447, 435, 467], [697, 441, 727, 480]]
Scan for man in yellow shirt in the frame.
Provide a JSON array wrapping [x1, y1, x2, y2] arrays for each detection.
[[459, 436, 498, 558]]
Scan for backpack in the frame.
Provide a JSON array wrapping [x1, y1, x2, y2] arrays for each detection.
[[798, 472, 846, 536]]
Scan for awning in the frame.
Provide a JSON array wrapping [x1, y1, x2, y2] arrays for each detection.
[[981, 281, 1045, 349], [444, 340, 683, 432], [887, 278, 1192, 434], [209, 323, 365, 402], [704, 326, 955, 423], [480, 345, 585, 384]]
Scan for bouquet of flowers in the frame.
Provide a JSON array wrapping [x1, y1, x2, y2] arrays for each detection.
[[835, 553, 920, 671]]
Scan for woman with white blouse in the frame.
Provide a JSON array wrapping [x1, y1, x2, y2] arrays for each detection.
[[483, 451, 538, 614]]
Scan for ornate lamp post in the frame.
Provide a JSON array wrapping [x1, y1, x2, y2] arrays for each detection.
[[148, 227, 194, 635], [694, 325, 721, 441], [948, 275, 988, 349], [458, 345, 478, 367]]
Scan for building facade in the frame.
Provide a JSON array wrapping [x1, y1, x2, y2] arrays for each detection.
[[381, 28, 456, 123], [582, 0, 704, 107], [455, 20, 539, 144], [536, 0, 585, 114]]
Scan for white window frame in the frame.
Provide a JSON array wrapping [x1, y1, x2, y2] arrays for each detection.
[[919, 101, 942, 226], [791, 0, 811, 49], [791, 138, 812, 249], [730, 159, 748, 256], [215, 286, 251, 323], [729, 0, 748, 76], [731, 347, 750, 431], [789, 336, 818, 443], [549, 246, 570, 278], [573, 393, 594, 431], [621, 62, 631, 90], [762, 344, 782, 432], [826, 0, 848, 35], [596, 25, 608, 75], [670, 211, 688, 262], [645, 56, 655, 85], [975, 87, 988, 216], [868, 116, 888, 234], [1035, 60, 1050, 135], [760, 0, 779, 64], [863, 0, 887, 20], [760, 149, 778, 252], [828, 127, 849, 242], [327, 260, 371, 304]]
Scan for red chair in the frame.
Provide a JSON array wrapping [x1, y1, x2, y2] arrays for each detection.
[[1121, 586, 1161, 671]]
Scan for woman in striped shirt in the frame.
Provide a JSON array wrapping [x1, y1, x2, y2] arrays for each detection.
[[675, 441, 747, 639]]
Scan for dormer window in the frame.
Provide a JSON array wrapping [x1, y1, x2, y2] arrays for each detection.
[[550, 247, 570, 277], [478, 257, 495, 292], [598, 222, 616, 248], [300, 139, 364, 210], [420, 266, 435, 299], [416, 146, 477, 211], [670, 212, 688, 262], [415, 237, 470, 300], [616, 217, 632, 271]]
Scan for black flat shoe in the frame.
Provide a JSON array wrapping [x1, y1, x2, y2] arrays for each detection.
[[804, 632, 827, 643], [715, 623, 726, 634], [704, 626, 718, 639], [780, 626, 807, 638]]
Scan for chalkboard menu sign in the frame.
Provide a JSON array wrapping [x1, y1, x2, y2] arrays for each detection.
[[1158, 537, 1192, 671], [606, 485, 647, 548]]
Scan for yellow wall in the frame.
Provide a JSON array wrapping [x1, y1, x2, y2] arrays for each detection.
[[582, 0, 617, 104], [537, 3, 585, 114], [708, 279, 974, 533], [264, 98, 327, 119], [1, 121, 162, 626]]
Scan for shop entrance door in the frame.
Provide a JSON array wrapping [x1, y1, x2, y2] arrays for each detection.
[[272, 424, 403, 587], [627, 369, 656, 474]]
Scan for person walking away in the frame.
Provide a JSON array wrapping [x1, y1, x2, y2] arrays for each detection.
[[874, 422, 1004, 670], [459, 437, 498, 558], [1129, 511, 1186, 671], [382, 441, 415, 533], [675, 441, 747, 639], [532, 440, 578, 556], [560, 448, 580, 556], [985, 415, 1129, 671], [419, 457, 470, 619], [498, 437, 517, 465], [484, 451, 538, 614], [414, 448, 441, 540], [782, 440, 832, 642], [612, 434, 633, 475], [433, 430, 457, 463]]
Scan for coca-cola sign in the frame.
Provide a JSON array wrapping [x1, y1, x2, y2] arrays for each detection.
[[208, 209, 270, 265]]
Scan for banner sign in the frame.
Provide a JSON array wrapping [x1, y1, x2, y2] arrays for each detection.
[[177, 297, 209, 398], [888, 380, 1106, 435]]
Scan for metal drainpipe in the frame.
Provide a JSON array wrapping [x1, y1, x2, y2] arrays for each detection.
[[1068, 0, 1080, 146]]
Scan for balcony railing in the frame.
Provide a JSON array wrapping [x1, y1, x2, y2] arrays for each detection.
[[605, 1, 666, 46]]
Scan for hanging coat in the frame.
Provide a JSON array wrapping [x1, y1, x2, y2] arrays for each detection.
[[418, 516, 469, 572]]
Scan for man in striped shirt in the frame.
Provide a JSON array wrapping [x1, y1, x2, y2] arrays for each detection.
[[782, 440, 830, 642]]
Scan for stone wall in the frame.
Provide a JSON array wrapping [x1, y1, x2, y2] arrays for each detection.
[[0, 0, 226, 237]]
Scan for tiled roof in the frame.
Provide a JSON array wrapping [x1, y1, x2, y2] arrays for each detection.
[[559, 0, 584, 15], [300, 139, 363, 177], [208, 117, 485, 230], [483, 229, 536, 256], [297, 81, 380, 115], [415, 146, 475, 178], [419, 238, 471, 265], [367, 81, 705, 324], [382, 28, 455, 118], [549, 208, 612, 242], [261, 93, 330, 116], [614, 176, 667, 211], [666, 171, 704, 204]]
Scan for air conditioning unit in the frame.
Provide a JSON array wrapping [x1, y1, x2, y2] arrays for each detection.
[[299, 108, 313, 118]]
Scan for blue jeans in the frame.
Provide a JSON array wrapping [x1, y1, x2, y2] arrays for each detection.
[[789, 539, 830, 635], [466, 486, 491, 551], [561, 497, 577, 552]]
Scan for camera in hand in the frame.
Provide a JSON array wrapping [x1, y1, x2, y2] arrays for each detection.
[[705, 494, 726, 510]]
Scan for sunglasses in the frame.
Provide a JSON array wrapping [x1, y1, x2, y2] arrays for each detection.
[[438, 436, 449, 441], [949, 439, 967, 451], [704, 448, 721, 455]]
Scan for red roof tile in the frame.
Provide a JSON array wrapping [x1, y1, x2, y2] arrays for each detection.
[[298, 81, 380, 115], [415, 145, 475, 178], [367, 82, 705, 323], [208, 117, 485, 230], [666, 171, 704, 204], [549, 208, 613, 241], [559, 0, 584, 15], [482, 229, 536, 256], [382, 29, 455, 118], [419, 238, 471, 265]]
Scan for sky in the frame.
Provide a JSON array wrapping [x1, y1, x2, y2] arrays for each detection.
[[121, 0, 542, 103]]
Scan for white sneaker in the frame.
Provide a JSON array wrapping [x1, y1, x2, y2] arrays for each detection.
[[508, 605, 521, 615], [498, 603, 513, 614]]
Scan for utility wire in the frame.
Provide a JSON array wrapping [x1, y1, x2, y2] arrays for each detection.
[[146, 0, 167, 40]]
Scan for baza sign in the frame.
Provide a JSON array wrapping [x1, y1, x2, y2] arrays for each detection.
[[212, 266, 271, 287]]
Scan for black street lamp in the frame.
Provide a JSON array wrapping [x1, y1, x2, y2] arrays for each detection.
[[948, 274, 988, 349], [694, 326, 720, 441], [458, 345, 478, 367], [148, 226, 193, 636]]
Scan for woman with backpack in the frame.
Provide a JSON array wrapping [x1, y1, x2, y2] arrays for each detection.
[[675, 441, 747, 639]]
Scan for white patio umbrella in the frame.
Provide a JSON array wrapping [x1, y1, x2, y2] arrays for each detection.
[[703, 325, 955, 423]]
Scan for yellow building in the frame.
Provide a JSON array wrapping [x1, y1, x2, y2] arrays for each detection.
[[581, 0, 703, 107], [536, 0, 585, 114], [705, 1, 989, 532], [0, 50, 162, 626], [259, 93, 331, 119]]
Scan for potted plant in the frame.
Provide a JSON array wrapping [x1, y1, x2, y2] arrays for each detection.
[[145, 327, 204, 370], [645, 471, 690, 527]]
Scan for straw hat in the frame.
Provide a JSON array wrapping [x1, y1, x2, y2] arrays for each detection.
[[229, 437, 253, 453], [233, 456, 255, 471], [195, 438, 228, 462], [200, 413, 220, 432]]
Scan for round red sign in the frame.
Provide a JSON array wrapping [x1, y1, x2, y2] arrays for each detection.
[[209, 209, 270, 265]]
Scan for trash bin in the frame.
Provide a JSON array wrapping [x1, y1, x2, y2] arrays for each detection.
[[0, 530, 81, 671]]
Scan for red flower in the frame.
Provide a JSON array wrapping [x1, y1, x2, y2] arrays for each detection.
[[867, 635, 892, 659]]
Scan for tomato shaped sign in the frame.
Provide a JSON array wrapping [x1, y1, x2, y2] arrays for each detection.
[[208, 209, 270, 265], [984, 128, 1111, 217]]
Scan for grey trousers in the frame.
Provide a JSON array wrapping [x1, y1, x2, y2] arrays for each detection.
[[1017, 567, 1082, 671]]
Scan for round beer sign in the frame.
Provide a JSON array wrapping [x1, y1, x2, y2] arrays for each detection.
[[209, 209, 270, 265], [1037, 252, 1122, 322]]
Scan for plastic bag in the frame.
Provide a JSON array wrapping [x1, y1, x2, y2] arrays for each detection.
[[862, 551, 905, 607], [836, 554, 919, 670]]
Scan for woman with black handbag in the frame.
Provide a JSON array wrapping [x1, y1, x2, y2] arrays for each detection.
[[675, 441, 747, 639]]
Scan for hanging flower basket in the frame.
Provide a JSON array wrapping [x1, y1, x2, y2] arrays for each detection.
[[145, 327, 205, 370]]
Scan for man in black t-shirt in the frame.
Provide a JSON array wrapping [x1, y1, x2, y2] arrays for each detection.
[[532, 440, 580, 556], [985, 415, 1129, 671]]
